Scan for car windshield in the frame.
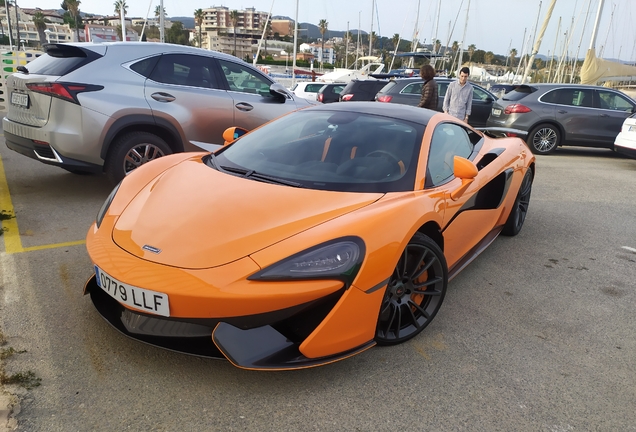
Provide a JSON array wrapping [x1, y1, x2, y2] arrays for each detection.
[[211, 110, 424, 193]]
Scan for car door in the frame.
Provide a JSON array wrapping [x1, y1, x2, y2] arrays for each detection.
[[550, 88, 599, 143], [144, 53, 235, 150], [425, 123, 498, 268], [397, 81, 423, 107], [469, 86, 495, 127], [216, 59, 298, 131], [595, 89, 636, 144]]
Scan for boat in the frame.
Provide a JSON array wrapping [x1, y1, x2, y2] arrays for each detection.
[[316, 56, 386, 83]]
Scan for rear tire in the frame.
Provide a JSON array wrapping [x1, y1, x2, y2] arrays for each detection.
[[528, 124, 560, 155], [502, 169, 533, 236], [105, 132, 172, 184]]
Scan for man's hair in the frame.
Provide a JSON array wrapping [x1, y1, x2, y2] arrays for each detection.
[[460, 66, 470, 75], [420, 64, 436, 80]]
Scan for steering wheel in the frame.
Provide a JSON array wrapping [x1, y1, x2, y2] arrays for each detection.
[[366, 150, 405, 175]]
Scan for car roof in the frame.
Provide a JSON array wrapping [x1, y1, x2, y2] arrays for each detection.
[[301, 101, 436, 125]]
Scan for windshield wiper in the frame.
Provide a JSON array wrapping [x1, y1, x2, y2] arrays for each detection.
[[220, 165, 304, 188]]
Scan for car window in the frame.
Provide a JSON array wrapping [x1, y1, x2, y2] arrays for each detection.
[[149, 54, 218, 89], [597, 90, 635, 112], [401, 83, 423, 95], [130, 56, 160, 78], [473, 86, 492, 101], [306, 84, 324, 93], [426, 123, 473, 187], [214, 110, 424, 193], [502, 85, 536, 101], [437, 82, 449, 97], [218, 59, 273, 96], [545, 89, 594, 107]]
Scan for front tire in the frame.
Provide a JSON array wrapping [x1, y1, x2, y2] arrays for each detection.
[[105, 132, 172, 184], [528, 124, 560, 155], [502, 169, 533, 236], [375, 233, 448, 345]]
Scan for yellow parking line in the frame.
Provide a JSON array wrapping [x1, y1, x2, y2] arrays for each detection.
[[0, 155, 85, 254]]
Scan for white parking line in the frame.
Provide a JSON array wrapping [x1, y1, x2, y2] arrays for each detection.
[[622, 246, 636, 253]]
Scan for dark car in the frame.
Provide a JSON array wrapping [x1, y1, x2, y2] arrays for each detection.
[[317, 83, 346, 103], [340, 79, 390, 102], [374, 77, 497, 127], [486, 84, 636, 154]]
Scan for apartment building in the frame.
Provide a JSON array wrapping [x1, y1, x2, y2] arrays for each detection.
[[199, 6, 268, 59]]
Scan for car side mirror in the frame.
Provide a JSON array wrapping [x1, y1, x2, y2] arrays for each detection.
[[450, 156, 478, 200], [269, 83, 291, 101], [222, 127, 249, 146]]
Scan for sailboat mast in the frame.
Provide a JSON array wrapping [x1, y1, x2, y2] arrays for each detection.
[[570, 0, 593, 82], [369, 0, 375, 56], [588, 0, 605, 50], [457, 0, 470, 75], [547, 16, 561, 82], [291, 0, 298, 87], [522, 0, 556, 84]]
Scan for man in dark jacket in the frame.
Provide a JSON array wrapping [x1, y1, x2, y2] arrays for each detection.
[[417, 64, 438, 110]]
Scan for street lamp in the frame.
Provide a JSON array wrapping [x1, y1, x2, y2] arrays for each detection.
[[44, 29, 51, 44], [281, 50, 288, 73], [20, 39, 25, 51]]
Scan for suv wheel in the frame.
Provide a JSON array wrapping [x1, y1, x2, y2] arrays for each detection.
[[105, 131, 172, 184], [528, 124, 560, 155]]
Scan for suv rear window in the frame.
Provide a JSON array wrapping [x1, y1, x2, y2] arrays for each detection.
[[502, 85, 537, 101], [25, 44, 102, 76]]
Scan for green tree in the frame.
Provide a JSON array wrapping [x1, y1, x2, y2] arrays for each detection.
[[194, 8, 204, 48], [484, 51, 494, 64], [509, 48, 517, 67], [166, 21, 190, 46], [391, 33, 400, 52], [114, 0, 128, 16], [434, 39, 441, 54], [61, 0, 81, 42], [259, 17, 272, 55], [32, 11, 48, 46], [468, 43, 476, 64], [318, 19, 328, 68], [154, 5, 166, 18], [230, 10, 239, 56]]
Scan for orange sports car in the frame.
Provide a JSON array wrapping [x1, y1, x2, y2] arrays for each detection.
[[84, 102, 535, 370]]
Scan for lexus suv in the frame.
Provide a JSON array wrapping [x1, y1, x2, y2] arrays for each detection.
[[3, 42, 311, 183]]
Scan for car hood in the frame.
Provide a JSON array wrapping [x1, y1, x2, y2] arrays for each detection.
[[112, 157, 382, 269]]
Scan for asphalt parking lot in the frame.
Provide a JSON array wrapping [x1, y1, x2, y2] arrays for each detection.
[[1, 127, 636, 431]]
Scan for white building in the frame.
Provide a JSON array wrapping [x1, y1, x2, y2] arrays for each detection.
[[300, 42, 336, 65]]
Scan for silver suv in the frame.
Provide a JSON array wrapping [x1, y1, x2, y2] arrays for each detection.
[[3, 42, 311, 183]]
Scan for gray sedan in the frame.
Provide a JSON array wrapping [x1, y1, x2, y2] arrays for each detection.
[[375, 77, 497, 127], [486, 83, 636, 154]]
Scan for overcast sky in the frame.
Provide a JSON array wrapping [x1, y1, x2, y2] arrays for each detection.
[[30, 0, 636, 60]]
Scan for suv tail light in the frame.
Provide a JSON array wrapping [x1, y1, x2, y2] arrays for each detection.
[[26, 82, 103, 105], [317, 93, 324, 102], [376, 95, 392, 102], [341, 94, 354, 101], [504, 104, 532, 114]]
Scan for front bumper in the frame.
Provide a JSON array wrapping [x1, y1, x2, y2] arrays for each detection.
[[85, 275, 379, 370], [614, 134, 636, 159]]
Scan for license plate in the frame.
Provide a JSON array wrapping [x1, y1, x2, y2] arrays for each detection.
[[94, 265, 170, 317], [492, 109, 502, 116], [11, 92, 29, 107]]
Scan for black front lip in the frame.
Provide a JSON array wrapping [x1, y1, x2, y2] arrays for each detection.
[[85, 275, 374, 369]]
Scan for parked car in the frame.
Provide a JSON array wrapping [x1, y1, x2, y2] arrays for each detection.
[[2, 42, 312, 184], [614, 112, 636, 158], [290, 81, 325, 100], [317, 83, 346, 103], [486, 83, 636, 154], [85, 102, 535, 370], [374, 77, 497, 127], [340, 79, 390, 102]]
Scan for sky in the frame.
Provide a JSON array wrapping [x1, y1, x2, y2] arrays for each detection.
[[28, 0, 636, 61]]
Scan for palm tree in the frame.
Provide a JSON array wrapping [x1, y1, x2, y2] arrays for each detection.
[[154, 5, 166, 18], [62, 0, 81, 42], [433, 39, 441, 54], [114, 0, 128, 16], [259, 17, 272, 55], [229, 10, 239, 56], [370, 31, 377, 55], [468, 44, 476, 64], [318, 19, 328, 68], [484, 51, 494, 65], [391, 33, 400, 52], [32, 11, 48, 46], [509, 48, 517, 68], [194, 8, 204, 48]]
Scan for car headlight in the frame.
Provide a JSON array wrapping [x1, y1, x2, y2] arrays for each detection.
[[96, 183, 121, 229], [249, 237, 365, 286]]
